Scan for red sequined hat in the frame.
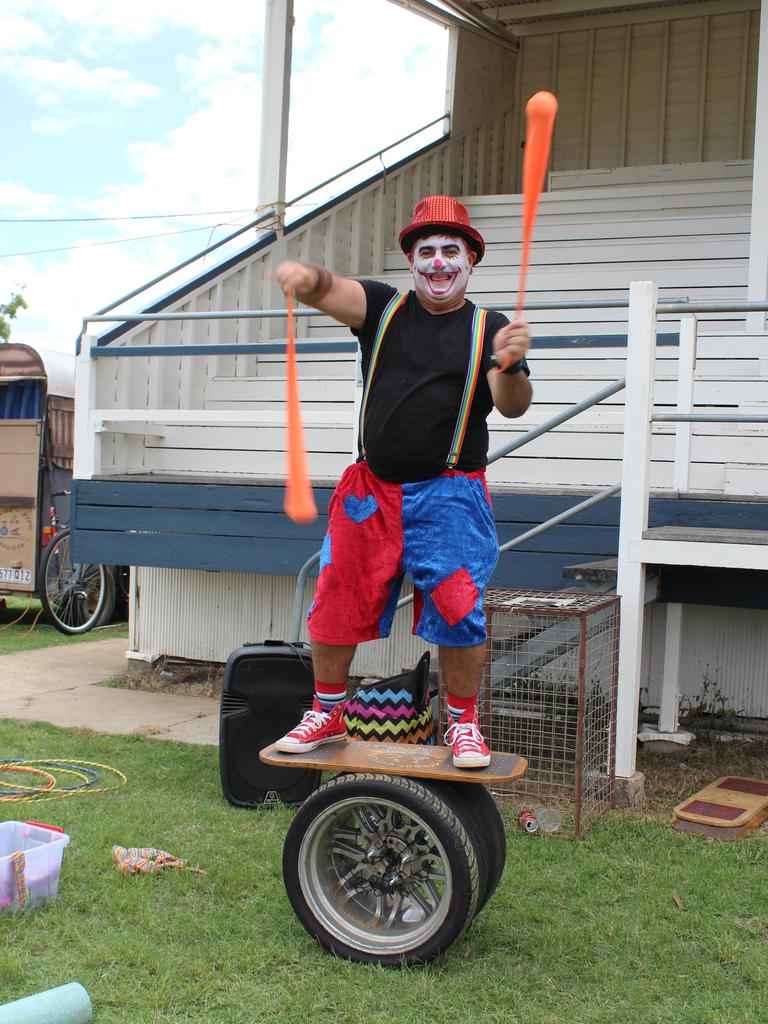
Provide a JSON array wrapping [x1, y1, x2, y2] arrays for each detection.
[[399, 195, 485, 264]]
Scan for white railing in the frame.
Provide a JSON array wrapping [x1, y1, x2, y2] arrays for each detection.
[[615, 285, 768, 779]]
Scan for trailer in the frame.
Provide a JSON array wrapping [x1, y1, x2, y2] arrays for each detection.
[[0, 343, 122, 633]]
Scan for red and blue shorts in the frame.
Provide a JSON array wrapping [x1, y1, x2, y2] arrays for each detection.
[[307, 461, 499, 648]]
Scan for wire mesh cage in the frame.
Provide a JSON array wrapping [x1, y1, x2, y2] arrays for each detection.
[[442, 589, 619, 837]]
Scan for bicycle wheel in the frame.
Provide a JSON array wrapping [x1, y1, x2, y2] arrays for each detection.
[[38, 530, 112, 635], [282, 772, 480, 967]]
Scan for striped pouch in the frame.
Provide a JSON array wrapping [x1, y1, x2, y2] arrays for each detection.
[[343, 652, 435, 745]]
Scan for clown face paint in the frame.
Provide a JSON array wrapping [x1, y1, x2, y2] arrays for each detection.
[[410, 234, 473, 310]]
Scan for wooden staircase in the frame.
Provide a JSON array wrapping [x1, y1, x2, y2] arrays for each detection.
[[193, 173, 761, 495]]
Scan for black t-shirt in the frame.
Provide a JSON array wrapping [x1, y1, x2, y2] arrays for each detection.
[[353, 280, 528, 483]]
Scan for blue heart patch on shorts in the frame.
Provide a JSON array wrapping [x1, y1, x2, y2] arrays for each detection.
[[344, 494, 378, 523]]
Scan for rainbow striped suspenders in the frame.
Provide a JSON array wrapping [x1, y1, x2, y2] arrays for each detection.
[[446, 305, 487, 468], [358, 291, 407, 457], [358, 292, 488, 468]]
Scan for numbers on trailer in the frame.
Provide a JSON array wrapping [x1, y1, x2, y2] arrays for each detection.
[[0, 567, 32, 583]]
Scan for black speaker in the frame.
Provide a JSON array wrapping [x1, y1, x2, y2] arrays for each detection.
[[219, 640, 321, 807]]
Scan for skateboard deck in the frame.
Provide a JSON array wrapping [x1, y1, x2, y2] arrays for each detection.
[[260, 739, 528, 785], [673, 776, 768, 829]]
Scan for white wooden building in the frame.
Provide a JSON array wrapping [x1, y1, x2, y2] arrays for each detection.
[[73, 0, 768, 783]]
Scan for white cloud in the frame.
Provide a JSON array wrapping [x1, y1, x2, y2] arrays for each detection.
[[176, 41, 262, 98], [91, 70, 262, 220], [32, 111, 114, 135], [81, 0, 448, 228], [0, 233, 214, 354], [5, 0, 265, 49], [0, 182, 58, 216], [0, 56, 159, 106], [0, 0, 451, 355], [0, 71, 266, 356], [286, 0, 449, 199], [0, 14, 48, 51]]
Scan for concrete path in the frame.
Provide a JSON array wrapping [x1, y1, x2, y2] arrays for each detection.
[[0, 638, 219, 745]]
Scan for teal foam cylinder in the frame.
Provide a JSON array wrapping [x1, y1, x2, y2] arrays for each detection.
[[0, 983, 92, 1024]]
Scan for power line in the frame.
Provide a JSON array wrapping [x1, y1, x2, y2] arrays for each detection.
[[0, 208, 253, 223], [0, 222, 247, 259]]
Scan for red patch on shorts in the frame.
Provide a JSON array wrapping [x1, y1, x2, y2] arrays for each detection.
[[431, 567, 479, 627]]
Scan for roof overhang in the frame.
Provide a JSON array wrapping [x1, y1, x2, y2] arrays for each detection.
[[386, 0, 520, 50], [388, 1, 749, 39]]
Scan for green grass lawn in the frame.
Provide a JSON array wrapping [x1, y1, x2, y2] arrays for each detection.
[[0, 597, 127, 656], [0, 719, 766, 1024]]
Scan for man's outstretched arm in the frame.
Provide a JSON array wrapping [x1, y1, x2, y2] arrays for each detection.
[[275, 260, 367, 330]]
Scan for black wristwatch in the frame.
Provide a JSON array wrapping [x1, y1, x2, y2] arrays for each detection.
[[492, 355, 526, 375]]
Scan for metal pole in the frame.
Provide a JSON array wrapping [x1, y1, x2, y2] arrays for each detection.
[[395, 483, 621, 609], [258, 0, 293, 227], [292, 552, 321, 642], [84, 299, 768, 332], [487, 378, 626, 464], [93, 213, 275, 316], [286, 115, 449, 208], [497, 484, 622, 556], [87, 308, 318, 325]]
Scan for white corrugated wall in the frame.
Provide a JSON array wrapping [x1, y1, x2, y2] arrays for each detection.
[[642, 600, 768, 719], [131, 566, 435, 679], [129, 566, 768, 719]]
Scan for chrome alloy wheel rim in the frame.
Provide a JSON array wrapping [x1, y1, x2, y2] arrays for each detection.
[[297, 796, 453, 955]]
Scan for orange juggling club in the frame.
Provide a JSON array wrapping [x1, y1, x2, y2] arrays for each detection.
[[283, 293, 318, 524], [517, 90, 558, 317]]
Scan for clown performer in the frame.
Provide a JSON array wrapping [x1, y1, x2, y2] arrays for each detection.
[[274, 196, 532, 768]]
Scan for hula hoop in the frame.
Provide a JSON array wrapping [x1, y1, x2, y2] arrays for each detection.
[[0, 764, 57, 800], [0, 759, 126, 803]]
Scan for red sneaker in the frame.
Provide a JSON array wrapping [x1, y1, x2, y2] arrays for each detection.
[[445, 710, 491, 769], [275, 700, 347, 753]]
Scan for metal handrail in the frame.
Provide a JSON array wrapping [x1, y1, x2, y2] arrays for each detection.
[[391, 405, 627, 613], [487, 378, 626, 463], [289, 376, 630, 636], [83, 298, 768, 335], [89, 341, 358, 358], [93, 114, 450, 318], [285, 114, 448, 209], [286, 295, 768, 636], [292, 552, 322, 641], [497, 485, 622, 557]]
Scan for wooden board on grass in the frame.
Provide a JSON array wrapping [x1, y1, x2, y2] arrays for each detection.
[[674, 776, 768, 828], [672, 807, 768, 841], [260, 739, 528, 785]]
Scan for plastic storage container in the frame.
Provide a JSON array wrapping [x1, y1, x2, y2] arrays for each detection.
[[0, 821, 70, 911]]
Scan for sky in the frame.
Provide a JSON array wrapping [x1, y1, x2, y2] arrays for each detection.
[[0, 0, 450, 356]]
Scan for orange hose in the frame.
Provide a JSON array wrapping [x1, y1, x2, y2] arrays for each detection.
[[517, 90, 558, 318], [283, 293, 318, 524]]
